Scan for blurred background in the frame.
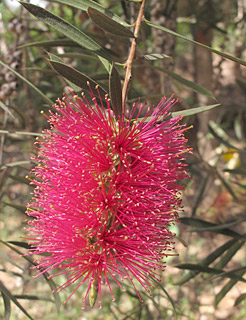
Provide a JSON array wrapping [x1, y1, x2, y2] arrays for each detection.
[[0, 0, 246, 319]]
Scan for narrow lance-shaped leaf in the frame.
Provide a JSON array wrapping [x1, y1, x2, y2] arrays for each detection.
[[175, 264, 246, 282], [0, 60, 53, 106], [88, 7, 134, 38], [172, 104, 220, 118], [140, 53, 173, 62], [0, 281, 33, 320], [180, 217, 243, 239], [48, 56, 108, 98], [235, 293, 246, 306], [0, 160, 34, 170], [135, 64, 215, 98], [48, 0, 130, 26], [1, 290, 11, 320], [0, 240, 61, 312], [209, 120, 244, 152], [109, 63, 122, 118], [20, 2, 112, 61], [0, 100, 14, 119], [138, 104, 220, 122], [192, 174, 209, 216], [215, 269, 246, 306], [145, 19, 246, 67], [19, 39, 80, 48], [0, 129, 44, 136], [174, 238, 238, 285]]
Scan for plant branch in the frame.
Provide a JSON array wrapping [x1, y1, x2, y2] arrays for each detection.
[[122, 0, 146, 109]]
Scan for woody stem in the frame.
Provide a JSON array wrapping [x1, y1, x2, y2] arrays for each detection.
[[122, 0, 147, 109]]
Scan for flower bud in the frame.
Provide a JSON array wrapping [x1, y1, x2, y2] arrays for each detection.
[[11, 90, 18, 99], [1, 83, 12, 95], [0, 91, 6, 101], [7, 22, 15, 32], [13, 50, 22, 61], [9, 81, 19, 90], [10, 62, 20, 70], [5, 72, 16, 82], [15, 23, 26, 34]]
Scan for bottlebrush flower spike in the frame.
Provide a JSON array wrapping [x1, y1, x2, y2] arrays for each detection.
[[26, 89, 189, 309]]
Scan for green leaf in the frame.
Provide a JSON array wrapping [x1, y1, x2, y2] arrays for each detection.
[[149, 276, 176, 316], [48, 0, 130, 26], [8, 241, 32, 250], [175, 264, 246, 282], [20, 2, 112, 61], [0, 101, 15, 119], [158, 66, 215, 99], [0, 129, 44, 136], [109, 63, 122, 118], [174, 239, 238, 285], [192, 174, 209, 216], [0, 160, 34, 170], [0, 60, 53, 106], [215, 168, 238, 202], [14, 295, 54, 302], [188, 219, 244, 233], [214, 269, 246, 306], [19, 39, 80, 48], [49, 57, 108, 97], [1, 290, 11, 320], [172, 104, 220, 118], [8, 174, 34, 186], [145, 19, 246, 67], [88, 7, 133, 38], [0, 240, 61, 313], [224, 168, 246, 175], [0, 281, 33, 320], [135, 64, 215, 98], [235, 293, 246, 306], [209, 120, 245, 153], [3, 202, 27, 213], [180, 217, 243, 239], [140, 53, 173, 62], [0, 248, 24, 271]]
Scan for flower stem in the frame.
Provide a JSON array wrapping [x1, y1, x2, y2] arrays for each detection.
[[122, 0, 146, 109]]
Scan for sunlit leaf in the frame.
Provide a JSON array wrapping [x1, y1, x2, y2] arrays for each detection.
[[145, 19, 246, 66], [0, 129, 44, 136], [172, 104, 220, 118], [140, 53, 173, 62], [20, 2, 112, 61]]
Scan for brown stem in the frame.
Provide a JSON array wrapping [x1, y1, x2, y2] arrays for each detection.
[[122, 0, 146, 109]]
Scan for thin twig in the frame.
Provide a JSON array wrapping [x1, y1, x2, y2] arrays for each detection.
[[122, 0, 146, 109]]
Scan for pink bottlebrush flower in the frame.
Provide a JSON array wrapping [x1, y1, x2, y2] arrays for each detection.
[[26, 89, 189, 309]]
